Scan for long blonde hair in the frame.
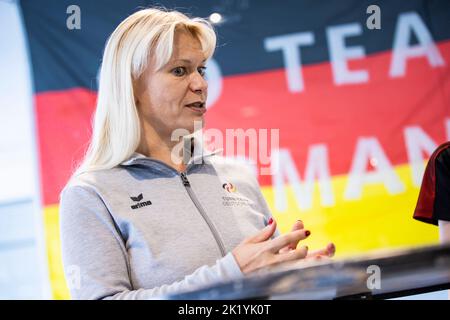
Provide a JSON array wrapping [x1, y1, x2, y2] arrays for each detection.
[[74, 8, 216, 176]]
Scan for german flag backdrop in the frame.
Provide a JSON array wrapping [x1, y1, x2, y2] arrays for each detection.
[[20, 0, 450, 299]]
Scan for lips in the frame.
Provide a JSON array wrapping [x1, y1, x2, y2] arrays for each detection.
[[186, 101, 205, 108], [185, 101, 206, 114]]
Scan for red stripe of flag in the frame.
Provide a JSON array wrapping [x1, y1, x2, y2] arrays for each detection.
[[35, 40, 450, 205]]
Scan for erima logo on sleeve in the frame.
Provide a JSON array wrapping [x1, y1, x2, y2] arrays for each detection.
[[130, 193, 152, 210]]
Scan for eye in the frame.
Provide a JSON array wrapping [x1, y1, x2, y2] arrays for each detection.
[[198, 66, 207, 77], [171, 67, 186, 77]]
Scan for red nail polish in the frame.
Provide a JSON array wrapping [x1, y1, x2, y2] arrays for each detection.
[[305, 230, 311, 237], [268, 217, 273, 225]]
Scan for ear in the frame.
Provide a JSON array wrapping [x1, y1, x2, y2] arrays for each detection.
[[132, 79, 141, 108]]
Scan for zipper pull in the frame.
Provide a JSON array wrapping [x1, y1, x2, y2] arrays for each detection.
[[180, 172, 190, 186]]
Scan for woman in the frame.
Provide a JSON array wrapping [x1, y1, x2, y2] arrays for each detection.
[[60, 7, 335, 300]]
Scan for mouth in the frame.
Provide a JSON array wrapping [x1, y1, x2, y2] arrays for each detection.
[[185, 101, 206, 114]]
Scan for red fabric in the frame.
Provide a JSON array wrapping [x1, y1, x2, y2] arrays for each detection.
[[413, 142, 450, 225]]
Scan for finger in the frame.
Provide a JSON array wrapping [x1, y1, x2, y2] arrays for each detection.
[[291, 220, 304, 232], [307, 243, 336, 258], [307, 255, 332, 263], [268, 229, 310, 252], [279, 220, 305, 253], [247, 218, 277, 243], [275, 245, 309, 264]]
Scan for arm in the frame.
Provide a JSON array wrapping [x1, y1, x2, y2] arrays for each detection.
[[438, 220, 450, 243], [440, 220, 450, 300], [59, 185, 243, 300]]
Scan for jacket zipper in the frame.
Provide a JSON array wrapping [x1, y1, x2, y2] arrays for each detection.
[[180, 172, 226, 257]]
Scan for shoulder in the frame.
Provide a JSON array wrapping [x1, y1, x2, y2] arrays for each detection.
[[59, 168, 125, 221], [205, 155, 264, 197], [430, 142, 450, 178], [59, 175, 100, 211], [60, 166, 125, 203], [206, 155, 258, 181], [419, 141, 450, 181], [413, 142, 450, 225], [432, 142, 450, 163]]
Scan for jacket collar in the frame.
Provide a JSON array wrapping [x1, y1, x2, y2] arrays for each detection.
[[120, 135, 222, 167]]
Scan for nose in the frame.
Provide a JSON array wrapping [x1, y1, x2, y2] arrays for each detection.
[[189, 72, 208, 95]]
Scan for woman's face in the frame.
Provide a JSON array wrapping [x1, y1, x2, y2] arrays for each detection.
[[135, 29, 208, 141]]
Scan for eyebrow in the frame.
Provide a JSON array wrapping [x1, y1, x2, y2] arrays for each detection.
[[171, 59, 207, 64]]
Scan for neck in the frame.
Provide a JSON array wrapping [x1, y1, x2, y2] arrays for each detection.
[[137, 125, 187, 172]]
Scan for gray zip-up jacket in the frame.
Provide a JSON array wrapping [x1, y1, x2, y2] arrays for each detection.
[[59, 148, 275, 300]]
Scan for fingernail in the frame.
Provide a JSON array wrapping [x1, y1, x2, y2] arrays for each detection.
[[329, 245, 336, 255], [268, 217, 274, 225], [305, 230, 311, 237], [296, 219, 302, 223]]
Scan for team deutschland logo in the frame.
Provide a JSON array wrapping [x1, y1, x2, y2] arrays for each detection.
[[222, 182, 236, 193], [222, 182, 250, 207]]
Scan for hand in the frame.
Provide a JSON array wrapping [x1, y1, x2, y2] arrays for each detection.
[[279, 219, 335, 261], [231, 219, 310, 274]]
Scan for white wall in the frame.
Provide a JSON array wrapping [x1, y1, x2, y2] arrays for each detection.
[[0, 0, 51, 299]]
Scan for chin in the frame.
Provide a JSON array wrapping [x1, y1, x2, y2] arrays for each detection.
[[187, 117, 205, 133], [171, 119, 204, 138]]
